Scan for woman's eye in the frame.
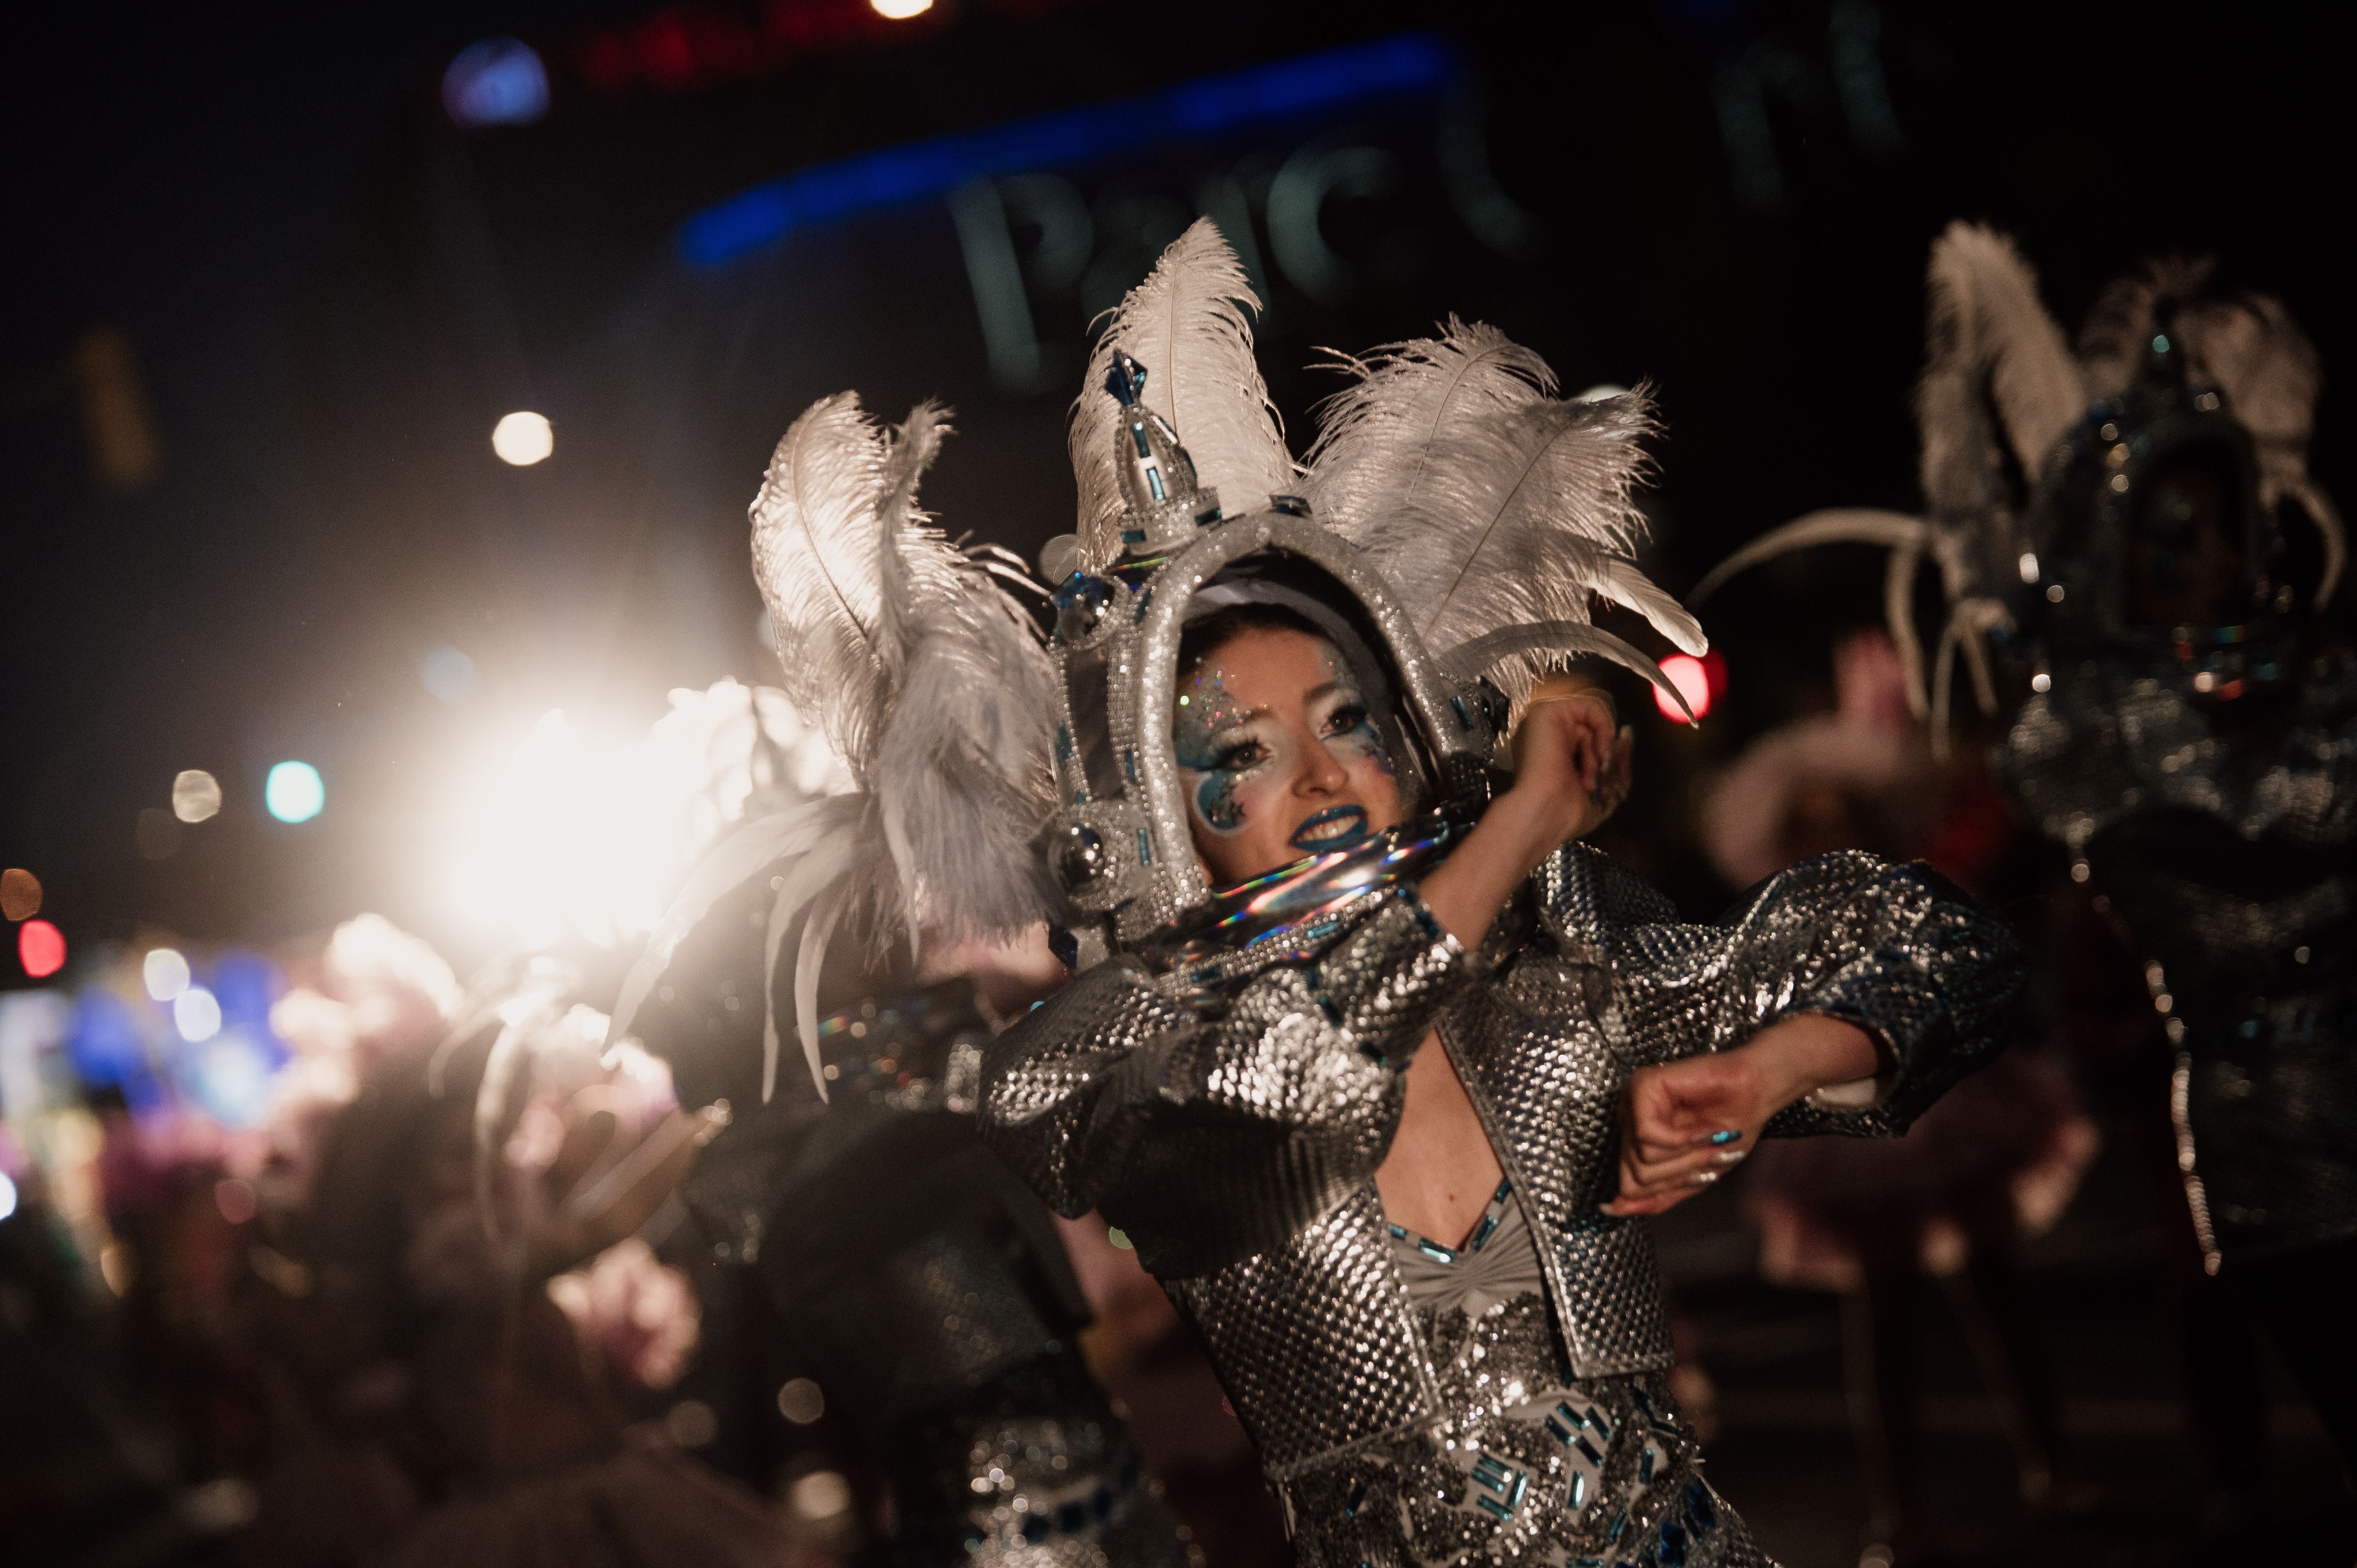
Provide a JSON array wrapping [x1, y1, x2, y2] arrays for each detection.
[[1324, 705, 1368, 735], [1214, 742, 1266, 770]]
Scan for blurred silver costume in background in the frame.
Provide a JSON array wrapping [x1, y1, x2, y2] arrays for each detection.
[[684, 221, 2007, 1567], [1697, 222, 2357, 1480], [606, 691, 1198, 1563]]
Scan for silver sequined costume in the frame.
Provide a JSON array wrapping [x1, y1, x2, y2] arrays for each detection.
[[1996, 653, 2357, 1266], [982, 844, 2022, 1566], [680, 981, 1201, 1567]]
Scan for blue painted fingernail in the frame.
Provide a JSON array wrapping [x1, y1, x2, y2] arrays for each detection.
[[1709, 1129, 1742, 1146]]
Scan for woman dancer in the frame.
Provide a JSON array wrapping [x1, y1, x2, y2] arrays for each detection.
[[617, 222, 2025, 1566]]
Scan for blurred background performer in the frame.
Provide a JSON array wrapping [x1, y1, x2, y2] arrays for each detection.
[[603, 383, 1202, 1566], [1692, 222, 2357, 1509], [1703, 629, 2098, 1566]]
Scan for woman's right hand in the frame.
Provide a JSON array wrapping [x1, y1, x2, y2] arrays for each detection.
[[1501, 684, 1631, 865], [1416, 682, 1630, 950]]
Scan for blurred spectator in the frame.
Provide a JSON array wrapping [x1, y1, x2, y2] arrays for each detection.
[[1707, 631, 2099, 1567]]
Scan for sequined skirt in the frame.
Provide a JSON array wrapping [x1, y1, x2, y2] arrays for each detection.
[[1274, 1296, 1771, 1568]]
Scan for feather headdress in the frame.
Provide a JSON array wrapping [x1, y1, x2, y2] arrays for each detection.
[[1690, 221, 2343, 750], [1070, 217, 1295, 570], [611, 397, 1057, 1100], [1303, 317, 1705, 713]]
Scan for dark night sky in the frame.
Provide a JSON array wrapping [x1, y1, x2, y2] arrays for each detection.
[[3, 0, 2347, 977]]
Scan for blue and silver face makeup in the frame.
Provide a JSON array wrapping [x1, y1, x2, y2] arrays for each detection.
[[1175, 633, 1398, 874]]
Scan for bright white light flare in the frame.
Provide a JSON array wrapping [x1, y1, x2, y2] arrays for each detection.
[[443, 682, 850, 951], [492, 411, 554, 466], [143, 947, 191, 1001], [870, 0, 933, 17]]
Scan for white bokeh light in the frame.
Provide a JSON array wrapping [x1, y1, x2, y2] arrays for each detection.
[[492, 411, 554, 466], [869, 0, 933, 17], [174, 985, 223, 1043], [143, 947, 192, 1001], [172, 769, 222, 823]]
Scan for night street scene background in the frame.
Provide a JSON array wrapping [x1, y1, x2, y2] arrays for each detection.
[[2, 3, 2350, 1566]]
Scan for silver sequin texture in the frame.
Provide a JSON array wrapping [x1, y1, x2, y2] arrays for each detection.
[[1994, 650, 2357, 1263], [982, 845, 2021, 1562]]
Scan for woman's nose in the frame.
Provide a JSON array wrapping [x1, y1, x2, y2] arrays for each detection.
[[1298, 732, 1348, 794]]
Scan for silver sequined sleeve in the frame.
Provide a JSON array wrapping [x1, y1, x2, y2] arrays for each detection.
[[983, 889, 1466, 1276], [1599, 849, 2025, 1135]]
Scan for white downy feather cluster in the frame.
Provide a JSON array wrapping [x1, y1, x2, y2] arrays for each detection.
[[611, 397, 1055, 1100], [1070, 217, 1295, 570], [1302, 316, 1705, 712], [1914, 224, 2083, 522]]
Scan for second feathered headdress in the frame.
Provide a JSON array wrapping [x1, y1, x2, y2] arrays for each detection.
[[612, 397, 1057, 1100]]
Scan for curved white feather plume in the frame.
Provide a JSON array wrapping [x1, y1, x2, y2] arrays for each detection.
[[1071, 218, 1294, 569], [751, 393, 896, 768], [615, 401, 1057, 1101], [1917, 222, 2082, 520], [1304, 324, 1697, 706]]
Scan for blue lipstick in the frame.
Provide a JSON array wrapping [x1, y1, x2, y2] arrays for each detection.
[[1289, 805, 1370, 852]]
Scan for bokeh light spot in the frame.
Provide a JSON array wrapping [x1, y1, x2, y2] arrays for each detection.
[[265, 761, 325, 824], [214, 1178, 258, 1225], [174, 985, 223, 1043], [143, 947, 192, 1001], [0, 1171, 16, 1222], [492, 411, 554, 466], [870, 0, 934, 16], [173, 769, 223, 823], [18, 920, 66, 979], [1652, 652, 1725, 724], [421, 645, 481, 704], [444, 38, 549, 127], [0, 867, 40, 922]]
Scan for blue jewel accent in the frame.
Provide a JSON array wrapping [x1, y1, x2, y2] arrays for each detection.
[[1574, 1435, 1604, 1467], [1659, 1520, 1689, 1567], [1450, 694, 1472, 731], [1124, 749, 1138, 784], [1470, 1455, 1511, 1489], [1130, 422, 1151, 456], [1343, 1478, 1368, 1519], [1606, 1506, 1628, 1542], [1136, 828, 1152, 865], [1570, 1472, 1587, 1510], [1120, 528, 1146, 544], [1708, 1129, 1741, 1146], [1474, 1494, 1512, 1521], [1545, 1416, 1572, 1444], [1196, 507, 1221, 526], [1417, 1240, 1456, 1264], [1639, 1446, 1656, 1484], [1684, 1480, 1716, 1531], [1147, 466, 1166, 501]]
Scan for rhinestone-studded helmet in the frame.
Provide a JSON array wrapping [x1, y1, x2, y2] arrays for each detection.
[[1041, 351, 1507, 963]]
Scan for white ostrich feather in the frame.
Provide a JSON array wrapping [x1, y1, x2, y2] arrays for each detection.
[[1304, 327, 1699, 706], [1916, 222, 2082, 519], [615, 401, 1057, 1100], [1071, 218, 1293, 568]]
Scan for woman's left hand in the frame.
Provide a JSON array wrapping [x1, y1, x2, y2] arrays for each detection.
[[1604, 1013, 1883, 1217]]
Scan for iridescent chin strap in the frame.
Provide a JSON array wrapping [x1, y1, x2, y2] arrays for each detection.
[[1145, 811, 1470, 983]]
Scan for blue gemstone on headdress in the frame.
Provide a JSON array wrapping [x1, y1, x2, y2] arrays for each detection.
[[1658, 1520, 1689, 1566], [1106, 350, 1147, 406], [1684, 1480, 1716, 1530]]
